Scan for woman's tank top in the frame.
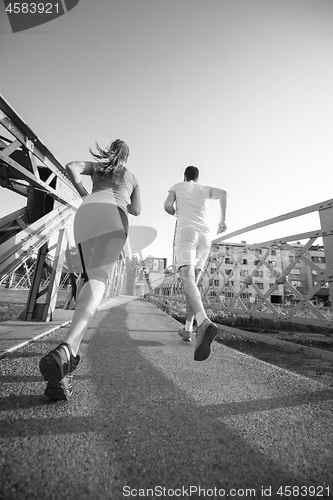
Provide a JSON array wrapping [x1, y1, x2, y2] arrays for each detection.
[[81, 165, 137, 214]]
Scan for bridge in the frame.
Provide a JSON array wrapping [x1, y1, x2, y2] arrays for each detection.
[[0, 95, 332, 499]]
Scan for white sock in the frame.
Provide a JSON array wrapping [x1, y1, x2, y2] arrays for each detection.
[[185, 320, 193, 331], [196, 311, 208, 327]]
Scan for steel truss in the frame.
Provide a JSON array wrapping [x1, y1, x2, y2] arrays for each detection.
[[0, 94, 126, 321]]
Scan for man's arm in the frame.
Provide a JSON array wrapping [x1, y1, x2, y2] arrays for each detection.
[[163, 190, 176, 216], [209, 187, 227, 234]]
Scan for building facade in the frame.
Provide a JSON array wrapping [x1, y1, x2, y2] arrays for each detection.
[[202, 241, 329, 307]]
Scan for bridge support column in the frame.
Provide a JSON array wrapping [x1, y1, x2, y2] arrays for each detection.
[[42, 228, 67, 321], [19, 242, 48, 321]]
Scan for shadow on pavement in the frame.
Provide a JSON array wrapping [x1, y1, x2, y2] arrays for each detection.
[[87, 300, 333, 496], [0, 298, 332, 499]]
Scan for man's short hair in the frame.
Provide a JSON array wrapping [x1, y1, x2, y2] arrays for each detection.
[[184, 166, 199, 181]]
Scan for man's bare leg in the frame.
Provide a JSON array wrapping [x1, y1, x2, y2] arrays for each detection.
[[180, 265, 218, 361], [180, 265, 206, 320], [184, 268, 202, 328]]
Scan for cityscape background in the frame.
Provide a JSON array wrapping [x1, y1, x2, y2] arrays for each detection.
[[1, 0, 333, 266]]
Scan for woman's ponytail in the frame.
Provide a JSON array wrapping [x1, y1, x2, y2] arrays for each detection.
[[90, 139, 130, 176]]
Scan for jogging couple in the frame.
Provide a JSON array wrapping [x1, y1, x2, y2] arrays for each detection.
[[39, 139, 227, 400]]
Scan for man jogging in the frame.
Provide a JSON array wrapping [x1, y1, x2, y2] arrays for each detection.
[[163, 166, 227, 361]]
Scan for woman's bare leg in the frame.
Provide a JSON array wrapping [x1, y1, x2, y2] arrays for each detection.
[[65, 278, 106, 356]]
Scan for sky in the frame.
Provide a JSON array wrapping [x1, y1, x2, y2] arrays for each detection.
[[1, 0, 333, 266]]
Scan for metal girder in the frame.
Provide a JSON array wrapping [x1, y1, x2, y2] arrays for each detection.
[[0, 207, 29, 244], [213, 199, 333, 245], [0, 130, 81, 209], [0, 94, 85, 210], [0, 204, 75, 280], [0, 96, 128, 322], [0, 94, 86, 321]]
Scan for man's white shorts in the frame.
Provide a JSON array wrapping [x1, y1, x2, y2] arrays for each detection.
[[175, 226, 211, 270]]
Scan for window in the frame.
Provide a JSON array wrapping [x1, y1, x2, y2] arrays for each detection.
[[225, 257, 231, 264], [291, 280, 302, 288], [271, 250, 276, 256], [210, 268, 216, 274], [254, 260, 260, 265], [209, 290, 216, 297], [256, 282, 264, 289], [314, 281, 329, 289], [311, 256, 325, 263], [214, 279, 219, 286], [254, 270, 263, 278], [225, 269, 233, 275], [290, 268, 301, 275], [225, 292, 233, 298], [242, 259, 248, 265]]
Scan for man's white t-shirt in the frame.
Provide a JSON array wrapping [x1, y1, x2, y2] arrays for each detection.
[[169, 181, 211, 233]]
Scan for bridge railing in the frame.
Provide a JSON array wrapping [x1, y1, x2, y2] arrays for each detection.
[[149, 199, 333, 331]]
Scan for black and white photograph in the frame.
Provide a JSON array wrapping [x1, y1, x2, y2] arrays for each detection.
[[0, 1, 333, 499]]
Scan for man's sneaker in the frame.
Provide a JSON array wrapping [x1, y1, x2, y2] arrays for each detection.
[[194, 319, 218, 361], [39, 343, 80, 400], [44, 374, 75, 401], [178, 327, 192, 342]]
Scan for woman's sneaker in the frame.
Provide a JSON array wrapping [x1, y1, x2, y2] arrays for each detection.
[[178, 327, 192, 342], [43, 374, 75, 401], [194, 319, 218, 361], [39, 343, 80, 400]]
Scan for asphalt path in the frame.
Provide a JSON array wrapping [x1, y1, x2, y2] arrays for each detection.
[[0, 296, 332, 500]]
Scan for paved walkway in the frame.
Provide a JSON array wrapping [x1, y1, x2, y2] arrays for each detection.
[[0, 296, 332, 500]]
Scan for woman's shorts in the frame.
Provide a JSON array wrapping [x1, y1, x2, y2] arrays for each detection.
[[174, 226, 211, 270], [73, 202, 128, 283]]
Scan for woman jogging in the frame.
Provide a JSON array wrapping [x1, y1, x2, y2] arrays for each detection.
[[39, 139, 141, 400]]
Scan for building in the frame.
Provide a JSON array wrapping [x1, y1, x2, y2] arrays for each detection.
[[134, 255, 168, 296], [203, 241, 329, 307]]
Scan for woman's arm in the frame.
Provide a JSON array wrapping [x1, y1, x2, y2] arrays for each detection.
[[65, 161, 93, 198], [127, 183, 141, 216]]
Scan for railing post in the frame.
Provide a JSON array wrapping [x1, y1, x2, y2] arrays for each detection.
[[319, 203, 333, 315]]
